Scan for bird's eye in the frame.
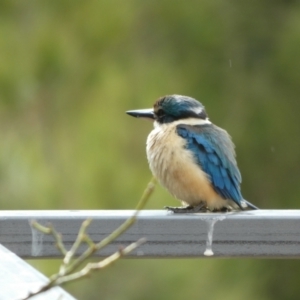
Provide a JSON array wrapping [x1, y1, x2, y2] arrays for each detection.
[[156, 109, 165, 118]]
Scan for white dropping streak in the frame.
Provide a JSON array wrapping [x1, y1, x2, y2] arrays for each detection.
[[29, 220, 44, 256], [202, 216, 226, 256]]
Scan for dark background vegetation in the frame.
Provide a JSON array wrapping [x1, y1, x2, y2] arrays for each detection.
[[1, 1, 300, 299]]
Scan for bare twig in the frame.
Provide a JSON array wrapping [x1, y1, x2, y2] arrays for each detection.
[[59, 218, 93, 275], [31, 221, 67, 256], [22, 177, 156, 300], [55, 238, 146, 285], [65, 177, 156, 274]]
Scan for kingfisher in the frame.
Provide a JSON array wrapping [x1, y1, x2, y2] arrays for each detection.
[[126, 95, 258, 213]]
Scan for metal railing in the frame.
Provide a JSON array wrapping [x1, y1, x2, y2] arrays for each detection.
[[1, 210, 300, 259]]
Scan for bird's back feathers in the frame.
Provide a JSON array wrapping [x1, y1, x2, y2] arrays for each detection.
[[176, 124, 243, 207]]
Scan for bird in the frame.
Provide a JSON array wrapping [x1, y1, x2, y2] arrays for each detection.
[[126, 95, 258, 213]]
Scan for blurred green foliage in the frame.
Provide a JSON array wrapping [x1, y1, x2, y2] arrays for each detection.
[[2, 1, 300, 299]]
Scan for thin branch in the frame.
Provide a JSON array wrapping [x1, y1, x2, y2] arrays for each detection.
[[64, 177, 156, 274], [55, 238, 146, 285], [59, 218, 93, 275], [31, 221, 67, 256], [21, 177, 156, 300]]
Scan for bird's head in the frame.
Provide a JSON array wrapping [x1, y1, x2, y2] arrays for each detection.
[[126, 95, 208, 124]]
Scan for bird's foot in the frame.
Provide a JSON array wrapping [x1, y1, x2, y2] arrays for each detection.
[[211, 207, 232, 213], [164, 204, 208, 213]]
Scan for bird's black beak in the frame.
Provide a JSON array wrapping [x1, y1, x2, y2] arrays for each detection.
[[126, 109, 155, 120]]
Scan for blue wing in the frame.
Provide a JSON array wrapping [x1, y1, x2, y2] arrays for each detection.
[[176, 124, 243, 206]]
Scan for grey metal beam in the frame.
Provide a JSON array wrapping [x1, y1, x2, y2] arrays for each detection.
[[0, 244, 76, 300], [1, 210, 300, 258]]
